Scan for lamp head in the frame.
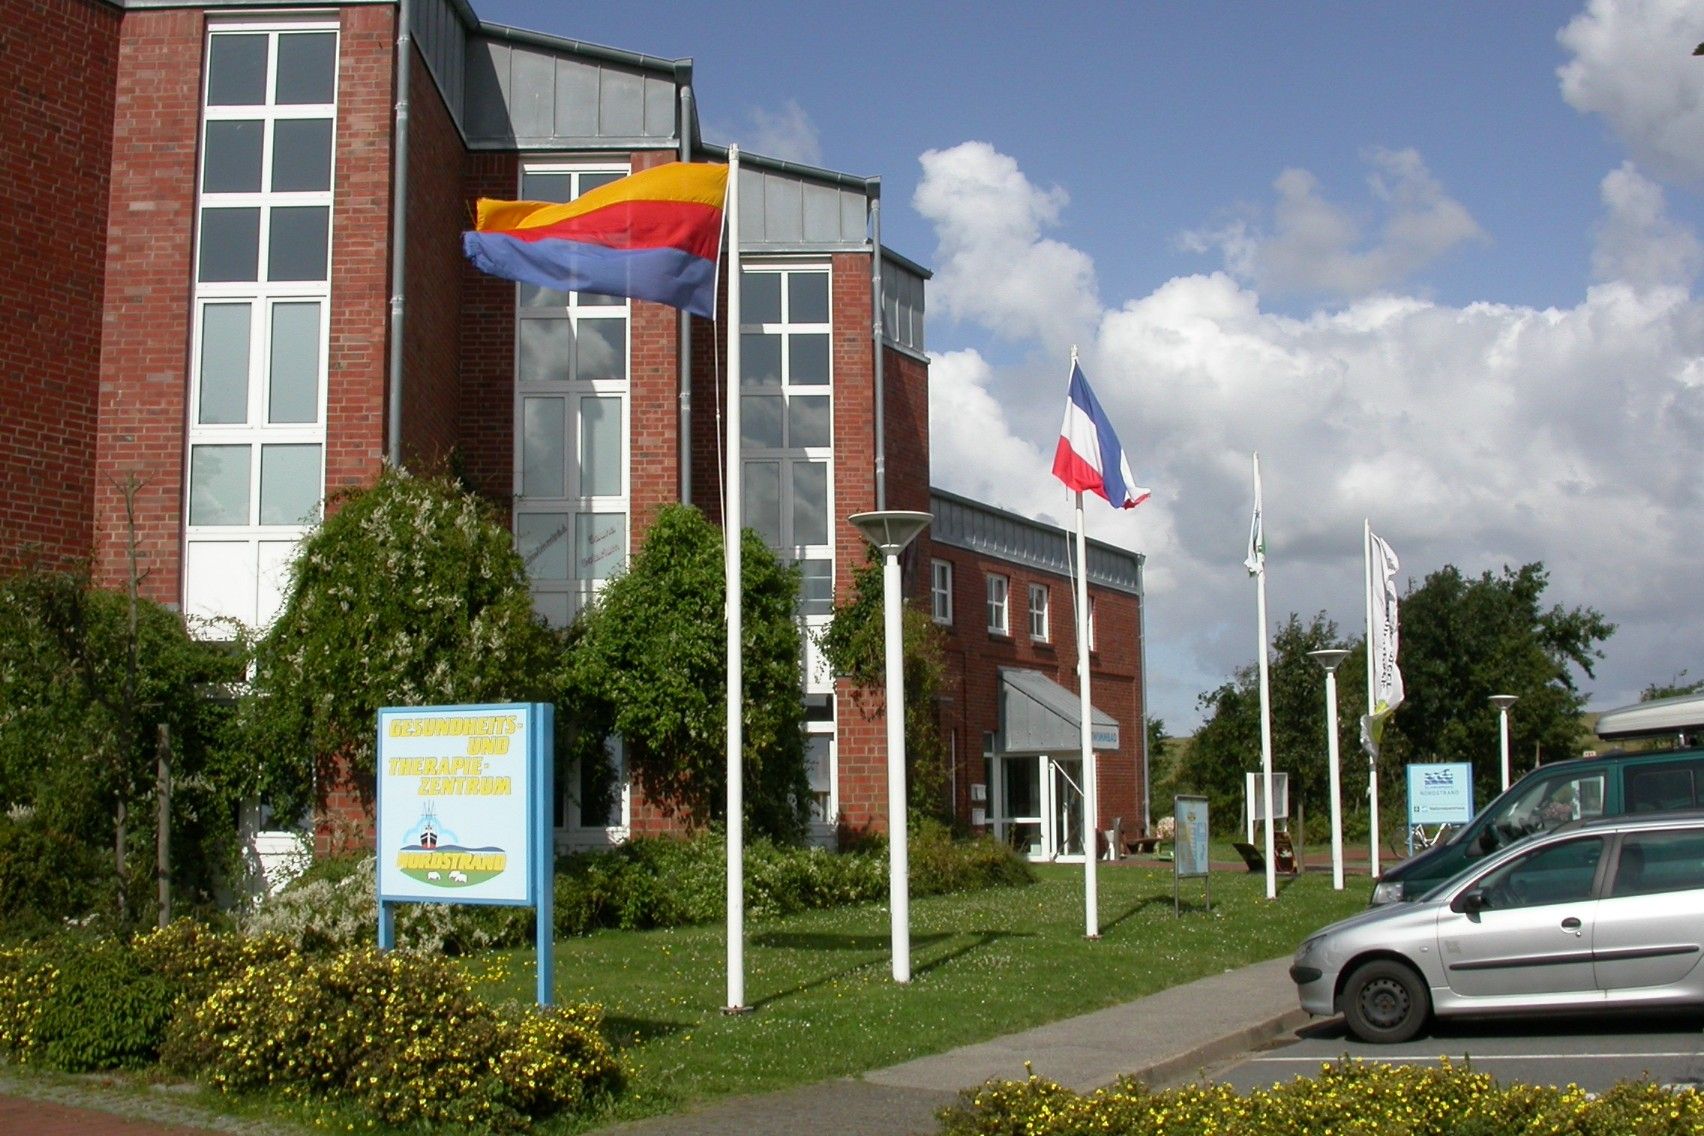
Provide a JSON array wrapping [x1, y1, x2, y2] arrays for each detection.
[[849, 510, 932, 555], [1308, 648, 1350, 673], [1488, 694, 1518, 712]]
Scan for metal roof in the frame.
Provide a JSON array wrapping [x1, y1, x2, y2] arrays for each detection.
[[999, 667, 1120, 754]]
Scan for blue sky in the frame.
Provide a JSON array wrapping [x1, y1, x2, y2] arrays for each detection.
[[477, 1, 1704, 733]]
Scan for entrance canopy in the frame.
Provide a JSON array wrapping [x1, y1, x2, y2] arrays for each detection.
[[999, 667, 1120, 753]]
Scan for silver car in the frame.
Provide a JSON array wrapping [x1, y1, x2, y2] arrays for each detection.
[[1291, 811, 1704, 1042]]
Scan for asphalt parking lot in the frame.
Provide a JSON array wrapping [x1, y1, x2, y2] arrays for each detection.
[[1208, 1010, 1704, 1095]]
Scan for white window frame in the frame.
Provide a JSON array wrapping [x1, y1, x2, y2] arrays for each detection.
[[931, 559, 953, 625], [562, 736, 630, 850], [1028, 583, 1050, 642], [511, 162, 633, 630], [987, 574, 1009, 635], [184, 19, 337, 632]]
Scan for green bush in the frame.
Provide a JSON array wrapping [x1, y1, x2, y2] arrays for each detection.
[[937, 1062, 1704, 1136], [0, 811, 110, 930], [10, 939, 173, 1072], [0, 944, 58, 1063], [164, 944, 621, 1131], [908, 819, 1036, 896]]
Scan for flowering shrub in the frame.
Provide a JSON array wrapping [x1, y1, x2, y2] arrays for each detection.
[[163, 944, 620, 1131], [0, 945, 58, 1063], [1153, 815, 1176, 842], [0, 938, 173, 1072], [938, 1061, 1704, 1136]]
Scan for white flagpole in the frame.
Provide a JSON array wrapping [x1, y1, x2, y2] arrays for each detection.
[[1252, 454, 1277, 901], [1364, 519, 1380, 879], [1075, 492, 1099, 937], [724, 146, 746, 1013]]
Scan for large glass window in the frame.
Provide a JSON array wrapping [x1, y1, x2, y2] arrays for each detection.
[[513, 166, 631, 630], [184, 22, 336, 630]]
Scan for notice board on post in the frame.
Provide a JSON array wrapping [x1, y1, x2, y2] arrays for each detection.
[[375, 702, 555, 1004], [1173, 794, 1211, 914]]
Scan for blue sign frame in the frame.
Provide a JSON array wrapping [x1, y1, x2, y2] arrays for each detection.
[[1406, 762, 1475, 826], [375, 702, 555, 1005]]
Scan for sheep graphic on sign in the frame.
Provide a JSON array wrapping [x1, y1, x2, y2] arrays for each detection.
[[395, 804, 509, 889]]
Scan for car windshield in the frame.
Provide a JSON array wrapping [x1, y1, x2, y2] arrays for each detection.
[[1466, 768, 1606, 856]]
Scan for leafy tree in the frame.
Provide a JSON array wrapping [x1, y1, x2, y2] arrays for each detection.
[[0, 568, 239, 923], [817, 550, 949, 821], [1391, 563, 1612, 803], [1641, 671, 1704, 701], [563, 504, 811, 842], [242, 467, 563, 824]]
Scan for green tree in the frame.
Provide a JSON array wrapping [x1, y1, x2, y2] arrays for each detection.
[[1641, 671, 1704, 700], [817, 551, 949, 822], [242, 467, 563, 826], [1391, 562, 1612, 803], [563, 504, 811, 842]]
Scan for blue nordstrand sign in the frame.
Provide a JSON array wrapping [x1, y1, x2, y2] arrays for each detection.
[[1406, 762, 1474, 825]]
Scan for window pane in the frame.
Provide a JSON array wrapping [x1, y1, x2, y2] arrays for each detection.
[[741, 333, 781, 386], [743, 462, 781, 546], [519, 282, 570, 309], [271, 119, 333, 191], [199, 207, 260, 282], [267, 303, 321, 423], [579, 396, 621, 497], [516, 513, 570, 581], [275, 32, 337, 105], [198, 304, 250, 424], [206, 34, 268, 106], [521, 172, 572, 202], [743, 272, 781, 324], [741, 394, 783, 448], [189, 444, 251, 525], [788, 394, 830, 447], [518, 318, 569, 383], [789, 272, 829, 322], [789, 333, 830, 385], [202, 120, 263, 193], [575, 513, 626, 580], [521, 397, 566, 497], [259, 444, 322, 524], [268, 206, 329, 281], [575, 318, 626, 381], [579, 171, 623, 195], [792, 461, 828, 546], [799, 558, 832, 616]]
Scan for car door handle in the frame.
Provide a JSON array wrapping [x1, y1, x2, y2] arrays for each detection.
[[1561, 916, 1583, 934]]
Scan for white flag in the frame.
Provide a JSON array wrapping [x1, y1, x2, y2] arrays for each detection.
[[1244, 454, 1265, 576], [1360, 530, 1403, 756]]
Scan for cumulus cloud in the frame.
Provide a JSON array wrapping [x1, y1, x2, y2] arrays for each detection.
[[1559, 0, 1704, 185], [1593, 162, 1703, 287], [1180, 148, 1484, 300], [920, 142, 1704, 728], [913, 142, 1101, 351], [744, 99, 823, 167]]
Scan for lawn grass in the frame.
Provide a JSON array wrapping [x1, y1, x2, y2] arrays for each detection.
[[465, 860, 1369, 1129]]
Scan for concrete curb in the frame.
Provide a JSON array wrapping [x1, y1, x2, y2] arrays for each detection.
[[1126, 1007, 1313, 1088]]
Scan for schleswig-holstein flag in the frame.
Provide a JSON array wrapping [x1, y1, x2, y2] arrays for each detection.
[[1051, 362, 1149, 509]]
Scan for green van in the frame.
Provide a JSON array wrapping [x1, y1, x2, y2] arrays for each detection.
[[1369, 691, 1704, 905]]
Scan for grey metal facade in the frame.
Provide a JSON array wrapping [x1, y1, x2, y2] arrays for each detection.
[[930, 489, 1144, 596]]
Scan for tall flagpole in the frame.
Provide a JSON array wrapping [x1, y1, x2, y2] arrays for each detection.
[[1252, 454, 1277, 901], [724, 146, 746, 1014], [1364, 518, 1380, 879], [1070, 369, 1099, 934]]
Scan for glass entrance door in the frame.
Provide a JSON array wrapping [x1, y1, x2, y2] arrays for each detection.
[[1048, 758, 1086, 860], [997, 755, 1043, 857]]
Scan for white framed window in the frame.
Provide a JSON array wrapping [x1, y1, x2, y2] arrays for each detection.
[[561, 736, 630, 849], [739, 263, 834, 620], [185, 20, 337, 631], [1029, 583, 1050, 642], [931, 559, 953, 625], [987, 574, 1009, 635], [512, 165, 632, 629]]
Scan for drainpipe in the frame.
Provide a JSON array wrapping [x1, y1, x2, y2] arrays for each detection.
[[385, 0, 413, 467], [677, 87, 695, 502], [870, 189, 886, 510]]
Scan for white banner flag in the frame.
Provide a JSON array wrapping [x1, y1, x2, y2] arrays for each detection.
[[1361, 530, 1403, 756]]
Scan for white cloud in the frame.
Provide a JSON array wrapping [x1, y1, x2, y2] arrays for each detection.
[[1593, 162, 1703, 287], [744, 99, 823, 167], [1180, 149, 1484, 300], [1559, 0, 1704, 186], [920, 142, 1704, 729]]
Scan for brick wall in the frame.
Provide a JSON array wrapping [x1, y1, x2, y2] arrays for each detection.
[[456, 152, 518, 503], [0, 0, 119, 573]]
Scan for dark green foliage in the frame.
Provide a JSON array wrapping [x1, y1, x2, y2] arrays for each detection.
[[0, 568, 243, 924], [818, 551, 951, 818], [564, 504, 811, 841], [29, 939, 173, 1071], [241, 467, 566, 821], [906, 819, 1037, 895], [0, 811, 111, 930]]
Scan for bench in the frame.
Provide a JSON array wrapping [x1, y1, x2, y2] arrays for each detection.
[[1233, 834, 1299, 874], [1125, 836, 1161, 856]]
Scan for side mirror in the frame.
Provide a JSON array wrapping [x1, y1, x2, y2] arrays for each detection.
[[1454, 889, 1491, 914]]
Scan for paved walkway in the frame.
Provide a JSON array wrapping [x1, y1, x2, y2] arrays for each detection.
[[0, 955, 1308, 1136]]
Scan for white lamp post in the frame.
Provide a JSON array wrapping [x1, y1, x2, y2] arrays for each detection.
[[849, 510, 932, 983], [1489, 695, 1518, 791], [1308, 648, 1351, 891]]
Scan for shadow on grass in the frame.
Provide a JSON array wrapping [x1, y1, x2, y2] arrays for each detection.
[[1101, 893, 1182, 932], [912, 928, 1031, 979], [601, 1013, 695, 1046], [744, 928, 1031, 1008]]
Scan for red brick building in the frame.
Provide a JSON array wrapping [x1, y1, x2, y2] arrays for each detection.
[[0, 0, 1151, 859]]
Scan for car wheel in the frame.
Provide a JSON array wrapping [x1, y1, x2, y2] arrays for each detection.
[[1339, 959, 1429, 1044]]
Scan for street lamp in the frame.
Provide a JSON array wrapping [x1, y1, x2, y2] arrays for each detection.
[[849, 510, 932, 983], [1308, 648, 1351, 891], [1489, 695, 1518, 791]]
